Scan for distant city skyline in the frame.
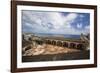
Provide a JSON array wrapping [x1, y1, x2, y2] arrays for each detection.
[[22, 10, 90, 35]]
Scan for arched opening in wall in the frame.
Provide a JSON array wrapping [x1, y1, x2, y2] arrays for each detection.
[[40, 40, 43, 45], [35, 40, 38, 44], [50, 40, 52, 44], [47, 40, 49, 44], [46, 40, 49, 44], [57, 41, 62, 46], [52, 40, 56, 45], [76, 44, 84, 50], [63, 42, 68, 47], [48, 40, 51, 44], [35, 40, 43, 45], [70, 43, 76, 48], [44, 40, 47, 44]]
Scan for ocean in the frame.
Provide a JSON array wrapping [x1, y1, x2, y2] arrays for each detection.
[[35, 33, 80, 39]]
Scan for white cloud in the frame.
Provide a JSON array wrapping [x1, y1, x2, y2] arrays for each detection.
[[85, 25, 90, 30], [47, 12, 64, 29], [79, 14, 84, 18], [22, 11, 89, 35], [25, 22, 33, 27], [64, 13, 78, 22], [77, 23, 82, 29]]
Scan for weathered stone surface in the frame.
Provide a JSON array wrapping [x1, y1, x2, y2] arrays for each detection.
[[23, 43, 80, 56]]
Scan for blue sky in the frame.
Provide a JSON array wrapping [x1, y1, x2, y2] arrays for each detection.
[[22, 10, 90, 35]]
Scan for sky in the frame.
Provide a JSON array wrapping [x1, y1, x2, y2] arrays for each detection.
[[22, 10, 90, 35]]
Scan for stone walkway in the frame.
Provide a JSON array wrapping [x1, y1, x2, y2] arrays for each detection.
[[23, 44, 80, 56]]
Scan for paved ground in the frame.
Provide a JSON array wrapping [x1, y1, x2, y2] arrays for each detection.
[[23, 44, 80, 56], [22, 43, 90, 62]]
